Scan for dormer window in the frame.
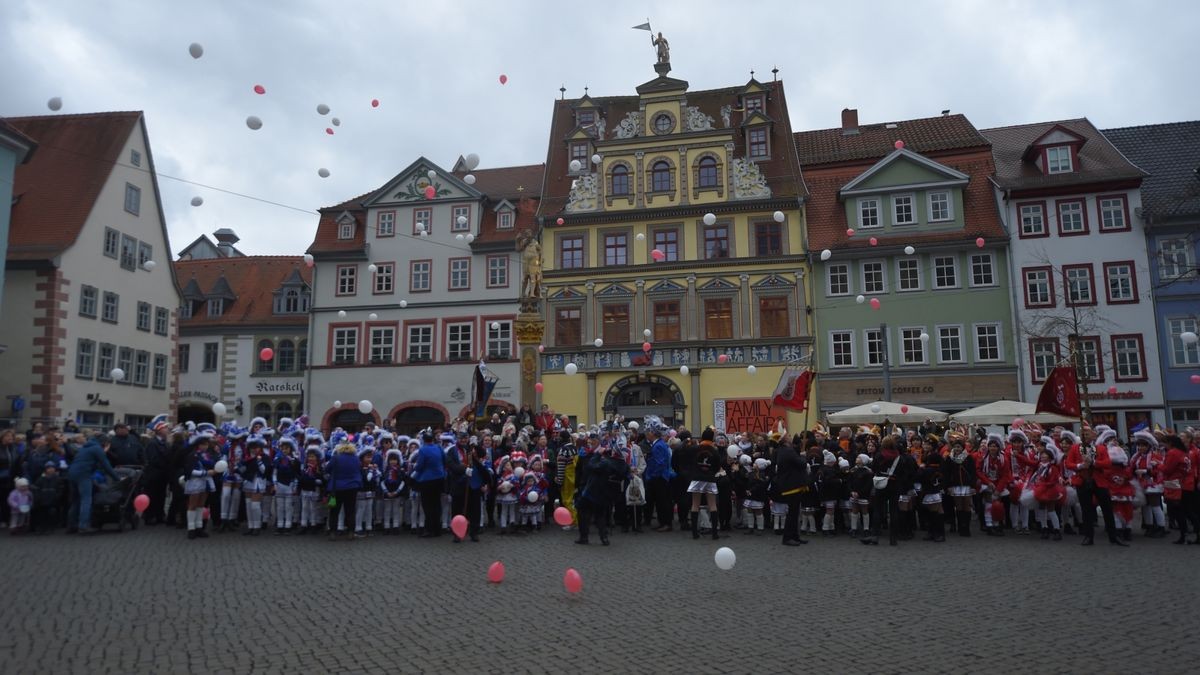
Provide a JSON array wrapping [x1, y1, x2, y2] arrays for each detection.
[[274, 287, 310, 314], [748, 127, 768, 158], [1046, 145, 1073, 174], [207, 298, 224, 316], [570, 142, 589, 172], [337, 218, 354, 239], [744, 95, 764, 114], [497, 210, 513, 229], [577, 110, 595, 126]]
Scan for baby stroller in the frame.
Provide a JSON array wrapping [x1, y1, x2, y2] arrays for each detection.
[[92, 466, 143, 532]]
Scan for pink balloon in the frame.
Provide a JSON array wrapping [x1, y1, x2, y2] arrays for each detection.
[[424, 185, 436, 199], [869, 237, 878, 246], [556, 217, 564, 225], [1013, 417, 1025, 427], [133, 494, 150, 514], [900, 405, 909, 414], [259, 347, 274, 361], [450, 515, 468, 539], [325, 128, 334, 135], [869, 298, 881, 310], [894, 139, 904, 149], [651, 249, 665, 261], [499, 74, 508, 85], [538, 345, 545, 353], [846, 228, 855, 237], [642, 342, 652, 353], [202, 508, 210, 520], [487, 561, 505, 584], [668, 429, 677, 438], [253, 84, 265, 95], [1191, 374, 1200, 384], [553, 506, 572, 527], [305, 259, 314, 268], [535, 382, 544, 393], [1107, 386, 1118, 395], [563, 568, 582, 594], [717, 354, 728, 364], [975, 237, 985, 248], [371, 99, 380, 108]]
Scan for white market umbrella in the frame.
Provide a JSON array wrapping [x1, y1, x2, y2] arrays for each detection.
[[826, 401, 948, 424], [949, 400, 1075, 425]]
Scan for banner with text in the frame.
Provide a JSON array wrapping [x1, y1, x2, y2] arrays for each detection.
[[713, 398, 787, 434]]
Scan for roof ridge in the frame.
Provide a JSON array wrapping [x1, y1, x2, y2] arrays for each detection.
[[1102, 120, 1200, 132], [795, 113, 977, 136], [557, 80, 775, 105], [3, 111, 143, 122], [978, 117, 1088, 132], [175, 255, 304, 262]]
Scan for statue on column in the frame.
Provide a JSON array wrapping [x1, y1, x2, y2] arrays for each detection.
[[517, 229, 543, 312], [652, 31, 670, 65]]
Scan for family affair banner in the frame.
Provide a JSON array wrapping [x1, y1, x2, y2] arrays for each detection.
[[713, 398, 787, 434]]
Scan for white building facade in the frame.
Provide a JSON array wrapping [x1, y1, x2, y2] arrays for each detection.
[[984, 119, 1164, 437]]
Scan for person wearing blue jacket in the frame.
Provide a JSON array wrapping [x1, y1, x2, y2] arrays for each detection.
[[643, 421, 675, 532], [464, 441, 493, 543], [66, 434, 119, 534], [411, 430, 446, 538], [325, 441, 363, 540]]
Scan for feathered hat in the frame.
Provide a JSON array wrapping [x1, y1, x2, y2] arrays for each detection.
[[1132, 430, 1158, 449], [1008, 428, 1029, 445]]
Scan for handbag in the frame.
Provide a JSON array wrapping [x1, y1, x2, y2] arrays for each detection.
[[873, 456, 900, 491]]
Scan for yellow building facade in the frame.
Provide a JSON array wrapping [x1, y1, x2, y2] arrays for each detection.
[[534, 59, 815, 433]]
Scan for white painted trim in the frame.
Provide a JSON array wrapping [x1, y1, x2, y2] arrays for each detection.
[[839, 148, 970, 194], [934, 324, 965, 365], [898, 325, 929, 366], [825, 263, 852, 297], [972, 322, 1004, 363], [894, 257, 923, 292], [829, 329, 856, 368], [860, 259, 888, 294]]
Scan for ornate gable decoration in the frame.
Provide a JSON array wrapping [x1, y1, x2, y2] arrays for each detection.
[[699, 278, 737, 293], [731, 158, 770, 199], [647, 279, 686, 295], [565, 174, 600, 213], [613, 111, 643, 140], [752, 273, 794, 289], [549, 287, 584, 301], [839, 148, 969, 197], [392, 168, 452, 202], [596, 284, 634, 298], [682, 106, 715, 132]]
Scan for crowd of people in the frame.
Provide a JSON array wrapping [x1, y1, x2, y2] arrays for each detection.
[[2, 409, 1199, 550]]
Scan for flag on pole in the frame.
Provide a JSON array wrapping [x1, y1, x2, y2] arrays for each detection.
[[1035, 367, 1081, 418], [771, 367, 813, 412], [472, 361, 499, 420], [632, 22, 652, 31]]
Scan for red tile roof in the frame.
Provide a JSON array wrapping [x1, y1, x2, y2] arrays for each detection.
[[173, 256, 311, 328], [0, 117, 38, 161], [6, 112, 141, 261], [981, 118, 1145, 192], [795, 114, 989, 166], [536, 80, 807, 219]]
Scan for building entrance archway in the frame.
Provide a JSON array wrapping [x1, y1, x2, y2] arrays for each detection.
[[602, 374, 686, 426]]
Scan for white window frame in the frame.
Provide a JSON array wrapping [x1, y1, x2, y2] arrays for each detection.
[[446, 322, 473, 361], [860, 260, 886, 294], [377, 211, 395, 236], [338, 219, 354, 239], [130, 149, 141, 167], [410, 260, 431, 292], [1076, 338, 1101, 382], [1046, 146, 1073, 174], [451, 205, 471, 232], [487, 321, 512, 360], [79, 285, 98, 318], [332, 327, 358, 364], [487, 256, 509, 288], [373, 263, 394, 294], [826, 263, 850, 297], [97, 343, 116, 380], [1030, 340, 1059, 382], [933, 255, 959, 289], [337, 266, 357, 295], [133, 350, 150, 386], [207, 298, 224, 316], [891, 193, 916, 225], [1167, 317, 1200, 366], [152, 354, 167, 389], [900, 326, 928, 365], [449, 258, 470, 290], [1113, 336, 1144, 380], [857, 198, 881, 229], [76, 339, 95, 379], [1105, 263, 1134, 302], [124, 183, 141, 215], [154, 307, 169, 335], [896, 258, 922, 292], [1066, 266, 1094, 305], [202, 342, 219, 372], [830, 330, 855, 368], [936, 324, 964, 364], [1158, 238, 1194, 279], [414, 207, 432, 235], [969, 253, 996, 288], [973, 323, 1003, 363], [928, 191, 953, 222], [863, 328, 884, 367], [407, 324, 434, 362], [1058, 201, 1085, 234], [103, 228, 120, 258], [136, 301, 151, 331], [1019, 203, 1046, 236], [1099, 197, 1127, 231], [102, 292, 119, 323], [1024, 268, 1053, 307], [369, 326, 395, 364], [497, 210, 513, 229]]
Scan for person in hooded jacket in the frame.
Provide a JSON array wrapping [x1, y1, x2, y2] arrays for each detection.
[[574, 432, 627, 546], [773, 441, 809, 547], [67, 434, 119, 535]]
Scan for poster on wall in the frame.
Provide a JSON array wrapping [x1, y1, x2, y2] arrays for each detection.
[[713, 398, 787, 434]]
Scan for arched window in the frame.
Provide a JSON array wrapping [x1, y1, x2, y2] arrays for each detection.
[[611, 165, 630, 196], [253, 402, 272, 421], [652, 161, 671, 192], [257, 339, 275, 373], [698, 157, 719, 188], [297, 340, 308, 370], [284, 289, 299, 313], [275, 402, 292, 425], [277, 340, 296, 372]]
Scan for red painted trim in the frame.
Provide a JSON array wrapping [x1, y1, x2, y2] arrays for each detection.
[[408, 259, 432, 293], [1039, 144, 1080, 176], [450, 203, 473, 232], [1062, 263, 1097, 307], [376, 210, 396, 237], [401, 318, 437, 364], [334, 264, 357, 297], [1096, 193, 1132, 233], [485, 254, 509, 289], [1102, 260, 1139, 305], [1055, 198, 1089, 236], [1076, 335, 1104, 384], [366, 320, 400, 365], [447, 256, 471, 291], [1110, 333, 1149, 383], [1016, 201, 1048, 239], [371, 261, 395, 295], [1028, 338, 1061, 384], [1022, 266, 1055, 308], [480, 313, 517, 361], [386, 401, 450, 428], [1007, 179, 1143, 200], [326, 322, 362, 366], [441, 315, 476, 363], [320, 402, 380, 435]]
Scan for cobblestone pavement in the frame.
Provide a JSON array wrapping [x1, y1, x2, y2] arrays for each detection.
[[1, 523, 1197, 674]]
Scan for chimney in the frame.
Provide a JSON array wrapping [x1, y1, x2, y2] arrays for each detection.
[[212, 228, 240, 257], [841, 108, 859, 136]]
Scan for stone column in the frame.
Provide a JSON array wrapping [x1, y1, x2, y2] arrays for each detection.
[[586, 371, 598, 426], [690, 367, 701, 429], [686, 274, 699, 340], [583, 281, 596, 344], [514, 311, 546, 411]]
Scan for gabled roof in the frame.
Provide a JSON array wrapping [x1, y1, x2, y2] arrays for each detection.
[[364, 156, 482, 206], [1103, 121, 1200, 223], [180, 277, 205, 301], [1021, 123, 1087, 161], [177, 234, 247, 260], [0, 117, 37, 163], [839, 148, 970, 195], [6, 112, 141, 261], [796, 114, 989, 166], [174, 257, 312, 328], [980, 118, 1146, 192], [207, 274, 237, 300], [635, 75, 690, 95]]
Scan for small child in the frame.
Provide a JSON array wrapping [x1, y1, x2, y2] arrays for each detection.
[[356, 452, 380, 538], [380, 449, 406, 534], [743, 458, 769, 535], [33, 463, 64, 533], [917, 453, 945, 542], [273, 438, 299, 534], [219, 432, 245, 533], [518, 471, 541, 530], [1030, 444, 1064, 541], [239, 436, 269, 536], [297, 447, 324, 534], [1106, 446, 1135, 541], [849, 454, 874, 538], [406, 441, 425, 534], [818, 451, 842, 537], [495, 456, 520, 534], [7, 478, 33, 534]]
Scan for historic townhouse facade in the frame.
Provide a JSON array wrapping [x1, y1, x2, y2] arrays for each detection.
[[983, 119, 1163, 437], [1104, 122, 1200, 430], [1, 112, 180, 430], [174, 240, 311, 426], [798, 111, 1018, 415], [306, 159, 541, 434], [535, 57, 812, 431], [0, 119, 37, 324]]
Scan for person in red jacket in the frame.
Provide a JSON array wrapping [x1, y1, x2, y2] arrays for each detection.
[[1087, 428, 1128, 546], [1058, 430, 1083, 533], [1129, 430, 1166, 538], [1106, 445, 1135, 542], [1160, 434, 1192, 545], [977, 435, 1011, 536], [1030, 441, 1065, 540], [533, 405, 556, 434], [1005, 429, 1038, 534]]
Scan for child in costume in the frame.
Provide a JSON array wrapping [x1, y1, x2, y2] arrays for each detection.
[[518, 469, 542, 530], [297, 446, 324, 534], [183, 433, 218, 539], [7, 478, 32, 534], [818, 450, 842, 537], [356, 450, 381, 537], [1130, 430, 1165, 538], [495, 455, 519, 534], [219, 428, 246, 532], [238, 435, 269, 536], [1107, 445, 1135, 541], [380, 448, 406, 534], [1030, 442, 1064, 541], [848, 454, 874, 538], [273, 437, 299, 534], [743, 458, 770, 535], [916, 452, 945, 542]]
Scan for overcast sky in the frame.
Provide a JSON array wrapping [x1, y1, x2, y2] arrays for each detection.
[[2, 0, 1196, 256]]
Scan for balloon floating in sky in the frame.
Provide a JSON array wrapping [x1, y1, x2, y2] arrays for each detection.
[[424, 186, 436, 199], [976, 237, 985, 248], [1191, 374, 1200, 384], [718, 354, 728, 364], [465, 233, 474, 243], [680, 365, 689, 376], [463, 174, 476, 185], [855, 294, 865, 304], [316, 104, 330, 115], [538, 345, 545, 353], [358, 400, 374, 414], [333, 400, 342, 408], [869, 237, 878, 246], [593, 338, 604, 348], [303, 253, 314, 267], [498, 74, 508, 85], [1179, 331, 1197, 345], [457, 215, 468, 226], [371, 99, 380, 108], [869, 298, 881, 310], [636, 233, 645, 242], [190, 196, 204, 207], [331, 117, 340, 127], [650, 249, 665, 261], [47, 97, 63, 111], [111, 368, 125, 381], [399, 300, 408, 308], [746, 365, 757, 375], [569, 159, 582, 172], [491, 321, 501, 330], [553, 506, 572, 526], [212, 402, 227, 417], [904, 245, 915, 255], [464, 153, 480, 170], [714, 547, 736, 570], [427, 170, 437, 180], [870, 404, 881, 413], [318, 168, 330, 178], [455, 234, 464, 242], [535, 382, 544, 393], [556, 218, 564, 225], [245, 116, 263, 130], [142, 260, 156, 271], [642, 342, 652, 353], [188, 42, 204, 59], [920, 332, 929, 342], [253, 84, 265, 95], [259, 347, 274, 361], [325, 128, 334, 135], [133, 494, 150, 514], [367, 263, 377, 273], [773, 211, 785, 223], [564, 363, 578, 376], [846, 228, 855, 237], [1107, 386, 1118, 395], [900, 405, 909, 413], [644, 329, 652, 338], [820, 249, 832, 261], [703, 213, 717, 226], [337, 310, 346, 318], [894, 140, 905, 149], [591, 153, 602, 164]]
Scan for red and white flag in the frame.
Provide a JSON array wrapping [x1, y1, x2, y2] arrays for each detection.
[[1035, 367, 1081, 418], [772, 368, 813, 412]]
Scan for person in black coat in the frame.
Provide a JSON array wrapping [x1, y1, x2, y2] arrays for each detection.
[[861, 435, 917, 546], [165, 430, 190, 528], [0, 429, 24, 527], [916, 452, 946, 542], [140, 423, 171, 525], [670, 431, 694, 529], [573, 433, 628, 546], [108, 423, 144, 466], [444, 439, 468, 542], [943, 438, 977, 537], [773, 441, 809, 546]]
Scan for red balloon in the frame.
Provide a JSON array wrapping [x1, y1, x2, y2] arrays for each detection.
[[202, 507, 210, 520], [133, 494, 150, 514], [651, 249, 665, 261], [717, 354, 728, 364], [846, 228, 855, 237], [450, 515, 468, 539], [371, 99, 380, 108], [325, 128, 334, 135], [253, 84, 265, 95], [563, 568, 582, 594], [1191, 374, 1200, 384], [535, 382, 544, 393], [424, 185, 436, 199], [553, 506, 572, 527], [259, 347, 274, 361], [869, 237, 878, 246], [556, 217, 564, 225], [499, 74, 508, 85], [537, 345, 545, 353], [894, 139, 904, 149], [1013, 417, 1025, 427], [869, 298, 881, 310], [900, 405, 909, 414], [487, 561, 505, 584], [1107, 386, 1118, 395], [975, 237, 985, 248], [642, 342, 652, 353]]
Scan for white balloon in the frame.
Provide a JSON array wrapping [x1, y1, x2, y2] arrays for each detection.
[[318, 168, 330, 178], [820, 249, 832, 261], [643, 329, 652, 338], [703, 213, 717, 226], [636, 233, 645, 241], [465, 234, 475, 243], [773, 211, 785, 223], [593, 338, 604, 348], [465, 153, 480, 170], [491, 321, 501, 330], [427, 170, 437, 180], [111, 368, 125, 381], [714, 546, 736, 570], [855, 295, 865, 304], [212, 402, 227, 417], [527, 490, 540, 503], [303, 253, 314, 265], [368, 313, 378, 320], [418, 231, 428, 237], [333, 400, 342, 408], [416, 223, 425, 232], [213, 460, 228, 474], [904, 245, 916, 255], [457, 215, 467, 226], [564, 362, 578, 376], [870, 404, 881, 413], [920, 332, 930, 342], [367, 263, 377, 273], [358, 400, 374, 414], [47, 97, 63, 111], [188, 42, 204, 59], [1181, 331, 1198, 345], [569, 159, 582, 172], [455, 234, 464, 241], [338, 310, 346, 318], [591, 153, 602, 164], [399, 300, 408, 308], [317, 104, 330, 115], [245, 116, 263, 130], [726, 446, 738, 459], [190, 196, 203, 207], [746, 365, 757, 375], [680, 365, 689, 376], [142, 260, 156, 271], [514, 466, 525, 479], [331, 117, 341, 127], [463, 174, 476, 185]]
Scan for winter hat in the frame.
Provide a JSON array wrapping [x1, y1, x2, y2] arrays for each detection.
[[1008, 429, 1029, 445], [986, 433, 1004, 451], [278, 436, 297, 449], [857, 453, 871, 466], [822, 449, 836, 465], [1043, 438, 1063, 463], [196, 422, 218, 436], [739, 454, 752, 466], [247, 434, 267, 448], [250, 417, 268, 430], [627, 420, 640, 431], [385, 448, 403, 461], [753, 458, 771, 470], [1095, 429, 1117, 448], [1060, 430, 1080, 447], [838, 458, 850, 470], [1107, 446, 1128, 465], [1132, 430, 1158, 449], [738, 440, 753, 451], [14, 478, 29, 488]]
